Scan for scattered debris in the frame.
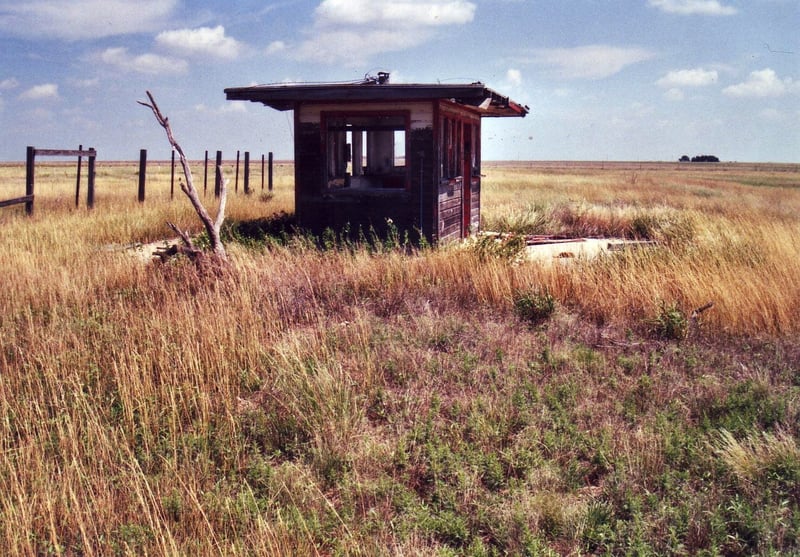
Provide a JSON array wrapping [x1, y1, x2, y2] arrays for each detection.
[[478, 232, 660, 264], [606, 240, 660, 251], [101, 239, 182, 263]]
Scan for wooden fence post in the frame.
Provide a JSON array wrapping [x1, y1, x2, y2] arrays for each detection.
[[87, 148, 95, 209], [75, 144, 82, 208], [203, 149, 208, 196], [25, 146, 35, 216], [235, 150, 240, 193], [261, 154, 265, 190], [138, 149, 146, 203], [244, 151, 250, 194], [215, 150, 222, 198], [268, 152, 274, 192]]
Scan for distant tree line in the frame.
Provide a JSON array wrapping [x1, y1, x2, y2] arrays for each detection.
[[679, 155, 720, 163]]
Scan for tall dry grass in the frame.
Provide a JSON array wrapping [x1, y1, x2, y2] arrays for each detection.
[[0, 160, 798, 554], [481, 162, 800, 336]]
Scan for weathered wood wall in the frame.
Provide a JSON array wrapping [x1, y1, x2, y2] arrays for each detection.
[[470, 177, 481, 233], [438, 177, 463, 242]]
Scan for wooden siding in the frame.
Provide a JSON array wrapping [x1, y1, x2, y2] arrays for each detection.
[[470, 177, 480, 233], [409, 127, 436, 243], [438, 177, 463, 242]]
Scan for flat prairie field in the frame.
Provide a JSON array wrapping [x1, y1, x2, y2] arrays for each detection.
[[0, 159, 798, 555]]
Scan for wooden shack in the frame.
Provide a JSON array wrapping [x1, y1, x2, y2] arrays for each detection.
[[225, 73, 528, 244]]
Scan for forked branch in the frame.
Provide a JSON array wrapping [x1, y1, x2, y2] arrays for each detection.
[[138, 91, 228, 263]]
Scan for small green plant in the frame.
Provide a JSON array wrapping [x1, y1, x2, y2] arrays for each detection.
[[699, 380, 787, 435], [473, 233, 527, 261], [513, 288, 556, 325], [162, 490, 183, 522], [648, 301, 688, 340]]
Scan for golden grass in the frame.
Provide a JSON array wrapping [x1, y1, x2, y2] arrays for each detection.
[[0, 159, 798, 554], [480, 162, 800, 336]]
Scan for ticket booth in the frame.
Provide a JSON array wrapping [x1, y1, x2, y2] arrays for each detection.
[[225, 73, 528, 244]]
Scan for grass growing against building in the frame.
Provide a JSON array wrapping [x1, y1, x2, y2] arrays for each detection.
[[0, 160, 798, 555]]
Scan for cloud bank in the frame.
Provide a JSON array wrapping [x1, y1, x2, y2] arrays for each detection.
[[530, 45, 656, 79], [156, 26, 243, 60], [19, 83, 59, 100], [96, 47, 188, 75], [0, 0, 178, 40], [293, 0, 476, 65], [656, 68, 718, 88], [648, 0, 737, 16], [723, 69, 797, 98]]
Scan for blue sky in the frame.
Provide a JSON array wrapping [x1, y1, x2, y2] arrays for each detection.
[[0, 0, 798, 162]]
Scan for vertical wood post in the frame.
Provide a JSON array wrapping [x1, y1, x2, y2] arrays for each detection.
[[203, 149, 208, 196], [138, 149, 147, 203], [235, 150, 240, 193], [268, 152, 274, 192], [75, 144, 83, 208], [244, 151, 250, 194], [261, 154, 265, 190], [87, 148, 96, 209], [214, 150, 222, 198], [170, 149, 175, 200], [25, 146, 35, 216]]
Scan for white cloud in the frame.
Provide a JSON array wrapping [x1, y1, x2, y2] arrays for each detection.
[[507, 68, 522, 86], [295, 29, 426, 65], [97, 47, 188, 75], [195, 102, 247, 114], [294, 0, 476, 64], [529, 45, 656, 79], [314, 0, 475, 27], [0, 0, 179, 40], [664, 87, 685, 101], [648, 0, 737, 15], [723, 68, 796, 98], [70, 77, 100, 88], [19, 83, 59, 100], [156, 26, 243, 60], [265, 41, 287, 55], [657, 68, 718, 87], [0, 77, 20, 90]]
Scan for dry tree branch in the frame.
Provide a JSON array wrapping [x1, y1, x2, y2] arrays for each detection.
[[138, 90, 228, 263], [689, 301, 715, 338]]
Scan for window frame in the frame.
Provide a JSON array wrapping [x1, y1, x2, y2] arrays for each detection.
[[321, 110, 411, 191]]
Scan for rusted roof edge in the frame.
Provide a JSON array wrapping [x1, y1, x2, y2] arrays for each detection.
[[224, 82, 528, 118]]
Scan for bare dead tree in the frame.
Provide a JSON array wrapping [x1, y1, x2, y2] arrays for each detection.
[[138, 91, 228, 264]]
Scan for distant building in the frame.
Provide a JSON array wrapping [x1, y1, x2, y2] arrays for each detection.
[[225, 74, 528, 244]]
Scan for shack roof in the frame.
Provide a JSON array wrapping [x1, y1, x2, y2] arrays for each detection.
[[224, 80, 529, 118]]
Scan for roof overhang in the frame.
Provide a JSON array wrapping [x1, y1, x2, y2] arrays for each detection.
[[224, 82, 529, 118]]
